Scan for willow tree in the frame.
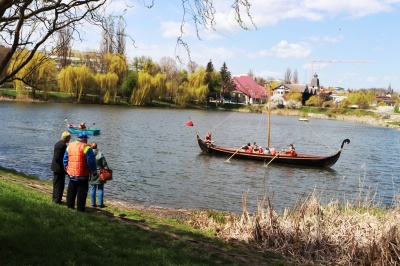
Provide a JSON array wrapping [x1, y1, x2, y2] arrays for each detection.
[[151, 73, 167, 101], [130, 71, 152, 106], [176, 67, 207, 107], [103, 53, 128, 100], [58, 65, 95, 102], [95, 72, 118, 104], [8, 50, 57, 99]]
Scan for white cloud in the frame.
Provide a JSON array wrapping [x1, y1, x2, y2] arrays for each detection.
[[161, 21, 194, 38], [302, 0, 395, 18], [209, 0, 399, 33], [366, 76, 378, 83], [271, 41, 311, 58]]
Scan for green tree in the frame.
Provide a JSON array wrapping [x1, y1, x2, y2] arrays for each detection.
[[205, 60, 215, 103], [305, 95, 324, 107], [132, 56, 154, 72], [120, 70, 138, 101], [219, 62, 232, 102], [285, 89, 302, 102]]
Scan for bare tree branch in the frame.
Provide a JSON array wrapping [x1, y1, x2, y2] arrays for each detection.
[[0, 0, 107, 85]]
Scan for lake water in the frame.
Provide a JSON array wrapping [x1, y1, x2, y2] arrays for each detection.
[[1, 101, 400, 213]]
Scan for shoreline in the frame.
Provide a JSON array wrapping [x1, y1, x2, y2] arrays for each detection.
[[2, 96, 400, 129]]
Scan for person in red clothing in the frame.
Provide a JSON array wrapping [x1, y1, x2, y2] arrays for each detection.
[[63, 132, 97, 212], [285, 144, 297, 156], [245, 143, 253, 153]]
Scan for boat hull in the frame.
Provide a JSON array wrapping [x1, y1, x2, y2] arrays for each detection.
[[68, 127, 100, 136], [197, 136, 350, 168]]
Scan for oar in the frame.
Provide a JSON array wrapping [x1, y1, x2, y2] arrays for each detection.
[[225, 146, 245, 163], [262, 150, 283, 168], [87, 123, 95, 129]]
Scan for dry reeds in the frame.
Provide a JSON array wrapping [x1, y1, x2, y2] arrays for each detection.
[[188, 190, 400, 265]]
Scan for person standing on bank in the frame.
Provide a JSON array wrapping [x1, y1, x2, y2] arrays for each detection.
[[89, 142, 109, 208], [50, 131, 71, 204], [63, 132, 97, 212]]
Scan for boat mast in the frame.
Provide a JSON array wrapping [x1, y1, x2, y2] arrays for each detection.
[[265, 82, 271, 148]]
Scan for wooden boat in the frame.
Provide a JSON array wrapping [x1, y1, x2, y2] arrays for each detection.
[[196, 86, 350, 168], [197, 136, 350, 168], [68, 126, 100, 136]]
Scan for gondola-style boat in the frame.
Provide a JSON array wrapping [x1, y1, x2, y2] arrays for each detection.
[[197, 136, 350, 168], [196, 86, 350, 168]]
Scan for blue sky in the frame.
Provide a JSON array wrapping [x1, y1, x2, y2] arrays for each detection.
[[74, 0, 400, 91]]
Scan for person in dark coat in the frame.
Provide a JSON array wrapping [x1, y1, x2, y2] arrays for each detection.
[[51, 131, 71, 204]]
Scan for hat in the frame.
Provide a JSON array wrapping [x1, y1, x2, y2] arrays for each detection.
[[78, 132, 89, 139]]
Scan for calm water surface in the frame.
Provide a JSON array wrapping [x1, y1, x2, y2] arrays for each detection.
[[1, 101, 399, 213]]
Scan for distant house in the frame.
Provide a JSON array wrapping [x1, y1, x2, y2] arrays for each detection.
[[272, 83, 317, 105], [231, 75, 267, 104], [375, 84, 395, 106], [271, 73, 323, 105]]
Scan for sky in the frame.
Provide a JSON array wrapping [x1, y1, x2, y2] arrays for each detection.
[[73, 0, 400, 91]]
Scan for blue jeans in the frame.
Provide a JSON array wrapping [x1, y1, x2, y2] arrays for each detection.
[[90, 184, 104, 206]]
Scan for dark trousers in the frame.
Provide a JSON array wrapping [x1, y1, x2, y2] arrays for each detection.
[[66, 179, 89, 212], [52, 173, 66, 203]]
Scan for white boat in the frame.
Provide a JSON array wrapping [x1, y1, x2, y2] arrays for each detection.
[[299, 117, 309, 122]]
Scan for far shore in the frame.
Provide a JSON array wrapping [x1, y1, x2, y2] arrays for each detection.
[[2, 95, 400, 129]]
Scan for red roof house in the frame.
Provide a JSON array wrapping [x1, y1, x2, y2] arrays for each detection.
[[231, 75, 267, 103]]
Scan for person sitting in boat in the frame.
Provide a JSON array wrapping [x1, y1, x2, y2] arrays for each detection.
[[263, 147, 271, 154], [204, 132, 212, 143], [245, 143, 253, 153], [252, 142, 259, 152], [258, 147, 264, 153], [269, 147, 276, 155], [285, 144, 297, 156], [79, 122, 86, 129], [241, 143, 249, 152]]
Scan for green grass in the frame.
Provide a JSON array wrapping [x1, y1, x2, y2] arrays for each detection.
[[0, 168, 287, 266]]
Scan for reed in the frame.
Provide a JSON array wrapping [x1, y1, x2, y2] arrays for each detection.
[[189, 189, 400, 265]]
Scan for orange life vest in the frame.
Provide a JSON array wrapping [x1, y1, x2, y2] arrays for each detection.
[[66, 141, 91, 177]]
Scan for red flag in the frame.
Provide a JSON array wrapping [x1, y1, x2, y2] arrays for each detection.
[[186, 120, 193, 126]]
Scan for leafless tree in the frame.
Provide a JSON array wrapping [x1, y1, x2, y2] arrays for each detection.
[[56, 27, 73, 69], [284, 68, 292, 84], [159, 56, 180, 101], [116, 17, 126, 55], [292, 69, 298, 84], [186, 61, 199, 73], [0, 0, 107, 85]]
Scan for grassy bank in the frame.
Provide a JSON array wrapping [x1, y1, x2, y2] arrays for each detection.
[[2, 167, 400, 265], [0, 167, 289, 266]]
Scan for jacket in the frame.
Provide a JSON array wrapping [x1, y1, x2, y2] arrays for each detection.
[[63, 140, 97, 178], [89, 149, 109, 185], [51, 139, 67, 174]]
